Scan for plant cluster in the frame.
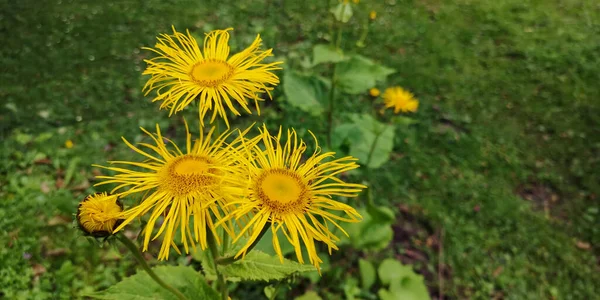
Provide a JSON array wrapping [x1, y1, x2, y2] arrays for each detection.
[[75, 2, 429, 299]]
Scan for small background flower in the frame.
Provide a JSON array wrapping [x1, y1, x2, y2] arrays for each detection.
[[382, 86, 419, 113]]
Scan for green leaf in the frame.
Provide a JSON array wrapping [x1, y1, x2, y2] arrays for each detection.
[[330, 3, 353, 23], [202, 250, 316, 282], [366, 203, 395, 223], [331, 123, 360, 150], [358, 258, 377, 290], [336, 55, 395, 94], [295, 291, 322, 300], [283, 71, 325, 116], [86, 265, 219, 300], [264, 285, 277, 299], [64, 157, 80, 186], [342, 207, 394, 250], [313, 44, 346, 65], [348, 114, 395, 169], [378, 259, 415, 286], [393, 116, 418, 126], [378, 268, 430, 300]]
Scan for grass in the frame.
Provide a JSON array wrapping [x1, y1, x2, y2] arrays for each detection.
[[1, 0, 598, 299]]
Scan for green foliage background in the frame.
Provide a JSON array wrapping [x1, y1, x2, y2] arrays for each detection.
[[1, 0, 599, 299]]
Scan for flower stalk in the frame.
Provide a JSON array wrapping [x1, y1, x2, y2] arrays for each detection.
[[117, 234, 188, 300], [207, 230, 228, 300]]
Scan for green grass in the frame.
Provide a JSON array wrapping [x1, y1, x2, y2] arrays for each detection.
[[1, 0, 599, 299]]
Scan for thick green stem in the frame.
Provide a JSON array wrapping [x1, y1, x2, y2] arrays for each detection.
[[117, 234, 188, 300], [206, 230, 228, 300], [216, 224, 271, 265]]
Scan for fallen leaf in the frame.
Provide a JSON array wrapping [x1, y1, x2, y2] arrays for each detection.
[[71, 179, 90, 191], [492, 266, 503, 277], [47, 215, 71, 226], [32, 264, 46, 277], [576, 241, 591, 250], [34, 158, 52, 165], [46, 248, 70, 257], [40, 182, 51, 194]]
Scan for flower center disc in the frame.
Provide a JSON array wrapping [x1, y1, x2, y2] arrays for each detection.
[[162, 155, 216, 196], [174, 157, 210, 175], [256, 169, 308, 213], [190, 60, 234, 87]]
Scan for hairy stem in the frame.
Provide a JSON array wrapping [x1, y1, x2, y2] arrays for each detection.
[[117, 234, 188, 300], [206, 230, 228, 300]]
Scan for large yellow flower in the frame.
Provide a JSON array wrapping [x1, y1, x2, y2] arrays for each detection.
[[382, 86, 419, 113], [143, 27, 282, 127], [94, 121, 252, 260], [222, 125, 366, 270]]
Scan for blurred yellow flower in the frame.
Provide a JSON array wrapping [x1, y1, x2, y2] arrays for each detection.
[[369, 10, 377, 20], [65, 139, 74, 149], [369, 88, 380, 97], [143, 27, 282, 127], [382, 86, 419, 113], [95, 121, 253, 260], [353, 0, 360, 3], [222, 125, 365, 270], [77, 192, 123, 237]]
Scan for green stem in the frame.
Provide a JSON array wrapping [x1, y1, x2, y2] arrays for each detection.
[[217, 224, 271, 265], [269, 280, 283, 300], [206, 230, 228, 300], [356, 13, 370, 47], [327, 3, 347, 148], [326, 63, 338, 149], [365, 129, 383, 168], [117, 234, 188, 300], [221, 230, 229, 256]]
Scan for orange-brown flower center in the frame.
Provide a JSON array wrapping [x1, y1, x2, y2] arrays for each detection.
[[161, 155, 218, 196]]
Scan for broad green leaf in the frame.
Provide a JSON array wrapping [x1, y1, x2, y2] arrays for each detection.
[[366, 203, 395, 223], [331, 123, 361, 150], [283, 71, 325, 116], [343, 208, 394, 250], [378, 267, 430, 300], [295, 291, 322, 300], [336, 55, 395, 94], [86, 265, 219, 300], [313, 44, 346, 65], [202, 250, 316, 282], [358, 258, 377, 290], [378, 259, 416, 286], [330, 3, 353, 23], [348, 114, 395, 169], [343, 277, 361, 300]]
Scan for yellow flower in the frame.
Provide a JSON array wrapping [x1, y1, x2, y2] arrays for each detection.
[[222, 125, 366, 270], [143, 27, 282, 127], [94, 121, 253, 260], [77, 192, 123, 237], [65, 139, 74, 149], [382, 86, 419, 113], [369, 88, 380, 97], [369, 10, 377, 20]]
